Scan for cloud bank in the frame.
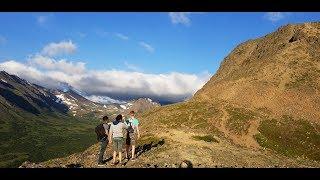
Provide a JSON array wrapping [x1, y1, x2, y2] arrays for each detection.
[[0, 39, 211, 104], [0, 58, 211, 103], [28, 54, 85, 74]]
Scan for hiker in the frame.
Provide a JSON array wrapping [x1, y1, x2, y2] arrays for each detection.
[[108, 114, 128, 165], [95, 116, 111, 166], [124, 110, 141, 161]]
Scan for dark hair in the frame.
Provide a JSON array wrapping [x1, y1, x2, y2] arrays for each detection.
[[115, 114, 122, 121], [130, 110, 135, 114], [102, 116, 108, 122]]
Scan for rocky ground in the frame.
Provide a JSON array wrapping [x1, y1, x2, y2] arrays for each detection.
[[20, 129, 320, 168]]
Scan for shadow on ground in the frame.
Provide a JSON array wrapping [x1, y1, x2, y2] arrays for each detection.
[[64, 139, 165, 168], [122, 139, 165, 166], [136, 139, 165, 158]]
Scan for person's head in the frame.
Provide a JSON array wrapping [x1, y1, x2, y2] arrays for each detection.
[[130, 110, 135, 118], [115, 114, 123, 122], [102, 116, 109, 123]]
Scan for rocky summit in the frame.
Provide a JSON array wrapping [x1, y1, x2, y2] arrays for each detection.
[[20, 22, 320, 168]]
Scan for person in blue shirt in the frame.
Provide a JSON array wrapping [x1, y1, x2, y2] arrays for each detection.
[[124, 110, 140, 160]]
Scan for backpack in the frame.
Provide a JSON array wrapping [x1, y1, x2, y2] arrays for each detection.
[[126, 120, 135, 133], [95, 123, 110, 141]]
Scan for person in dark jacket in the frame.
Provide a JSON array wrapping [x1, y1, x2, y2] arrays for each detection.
[[96, 116, 111, 166]]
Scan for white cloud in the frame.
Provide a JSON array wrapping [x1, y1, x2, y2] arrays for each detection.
[[139, 41, 154, 53], [0, 60, 60, 89], [0, 59, 211, 103], [115, 33, 129, 40], [28, 54, 85, 75], [124, 61, 141, 72], [41, 40, 77, 57], [265, 12, 289, 22], [0, 35, 6, 45], [169, 12, 192, 26]]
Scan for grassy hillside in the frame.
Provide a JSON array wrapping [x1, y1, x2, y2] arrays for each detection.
[[139, 99, 320, 162], [0, 106, 99, 167], [255, 115, 320, 161]]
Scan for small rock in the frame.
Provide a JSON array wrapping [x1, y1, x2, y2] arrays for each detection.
[[179, 160, 193, 168]]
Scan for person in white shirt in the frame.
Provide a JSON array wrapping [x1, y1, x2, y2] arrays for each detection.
[[108, 114, 128, 165]]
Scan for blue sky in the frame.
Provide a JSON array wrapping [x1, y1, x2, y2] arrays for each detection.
[[0, 12, 319, 103]]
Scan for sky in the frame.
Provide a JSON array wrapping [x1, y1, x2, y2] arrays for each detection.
[[0, 12, 320, 104]]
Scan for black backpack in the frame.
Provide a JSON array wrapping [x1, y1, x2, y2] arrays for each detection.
[[95, 123, 110, 141], [126, 120, 135, 133]]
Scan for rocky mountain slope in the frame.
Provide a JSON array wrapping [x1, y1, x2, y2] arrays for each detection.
[[0, 71, 101, 167], [52, 89, 118, 118], [20, 22, 320, 168], [194, 22, 320, 122], [52, 87, 160, 119], [0, 71, 69, 115]]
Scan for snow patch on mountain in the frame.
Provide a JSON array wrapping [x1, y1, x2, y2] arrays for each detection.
[[55, 94, 78, 107], [86, 95, 126, 105], [120, 105, 127, 109], [1, 79, 8, 83]]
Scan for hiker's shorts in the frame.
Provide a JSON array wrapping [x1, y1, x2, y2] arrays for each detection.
[[112, 137, 124, 152], [126, 133, 137, 146]]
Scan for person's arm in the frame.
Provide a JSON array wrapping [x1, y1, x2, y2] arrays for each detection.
[[108, 125, 113, 143], [104, 124, 109, 136], [136, 125, 140, 139], [123, 122, 129, 129], [136, 119, 140, 139]]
